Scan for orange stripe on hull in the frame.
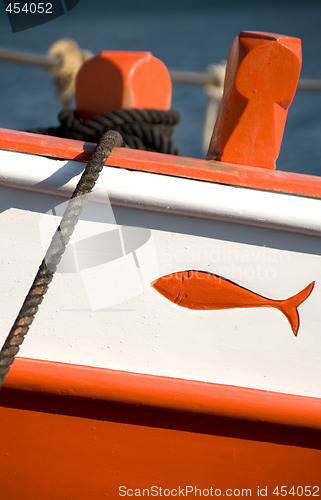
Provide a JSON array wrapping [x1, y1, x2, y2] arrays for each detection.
[[2, 128, 321, 199], [2, 357, 321, 431], [0, 358, 321, 499]]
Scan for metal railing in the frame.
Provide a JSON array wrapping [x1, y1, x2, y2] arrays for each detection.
[[1, 45, 321, 155]]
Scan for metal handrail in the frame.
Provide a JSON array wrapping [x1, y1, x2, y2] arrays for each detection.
[[169, 69, 321, 92], [1, 46, 321, 156], [0, 48, 60, 68], [1, 48, 320, 91]]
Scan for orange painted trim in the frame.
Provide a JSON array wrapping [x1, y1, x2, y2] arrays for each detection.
[[0, 128, 92, 162], [1, 128, 321, 199], [2, 357, 321, 431]]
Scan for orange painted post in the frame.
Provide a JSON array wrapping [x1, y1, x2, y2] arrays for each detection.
[[207, 32, 302, 169], [75, 51, 172, 119]]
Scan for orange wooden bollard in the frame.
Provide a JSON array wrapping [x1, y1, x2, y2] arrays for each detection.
[[207, 32, 302, 169], [75, 51, 172, 119]]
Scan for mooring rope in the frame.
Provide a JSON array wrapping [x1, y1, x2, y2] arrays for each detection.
[[47, 38, 93, 108], [0, 130, 123, 389], [28, 108, 180, 155]]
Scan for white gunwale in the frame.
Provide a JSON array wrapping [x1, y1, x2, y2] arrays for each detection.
[[1, 149, 321, 236]]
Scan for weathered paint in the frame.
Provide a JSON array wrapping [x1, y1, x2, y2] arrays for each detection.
[[207, 32, 302, 169], [1, 128, 321, 199]]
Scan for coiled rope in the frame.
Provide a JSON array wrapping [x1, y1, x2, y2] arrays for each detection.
[[0, 130, 123, 389], [47, 38, 93, 108], [29, 108, 180, 155]]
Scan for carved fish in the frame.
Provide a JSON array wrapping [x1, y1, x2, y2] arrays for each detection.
[[151, 270, 314, 336]]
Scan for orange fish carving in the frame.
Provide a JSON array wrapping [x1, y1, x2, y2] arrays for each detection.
[[151, 271, 314, 336]]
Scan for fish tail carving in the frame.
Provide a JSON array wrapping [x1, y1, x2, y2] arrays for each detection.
[[275, 282, 315, 336]]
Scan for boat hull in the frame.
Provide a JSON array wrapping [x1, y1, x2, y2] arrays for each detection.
[[1, 131, 321, 495], [1, 357, 321, 499]]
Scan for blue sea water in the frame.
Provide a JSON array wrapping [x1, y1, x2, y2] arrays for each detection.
[[0, 0, 320, 175]]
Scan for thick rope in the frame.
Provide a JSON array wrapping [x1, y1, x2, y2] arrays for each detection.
[[0, 130, 123, 389], [47, 39, 93, 109], [28, 108, 180, 155]]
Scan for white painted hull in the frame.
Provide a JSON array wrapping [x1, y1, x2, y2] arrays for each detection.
[[1, 147, 321, 398]]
